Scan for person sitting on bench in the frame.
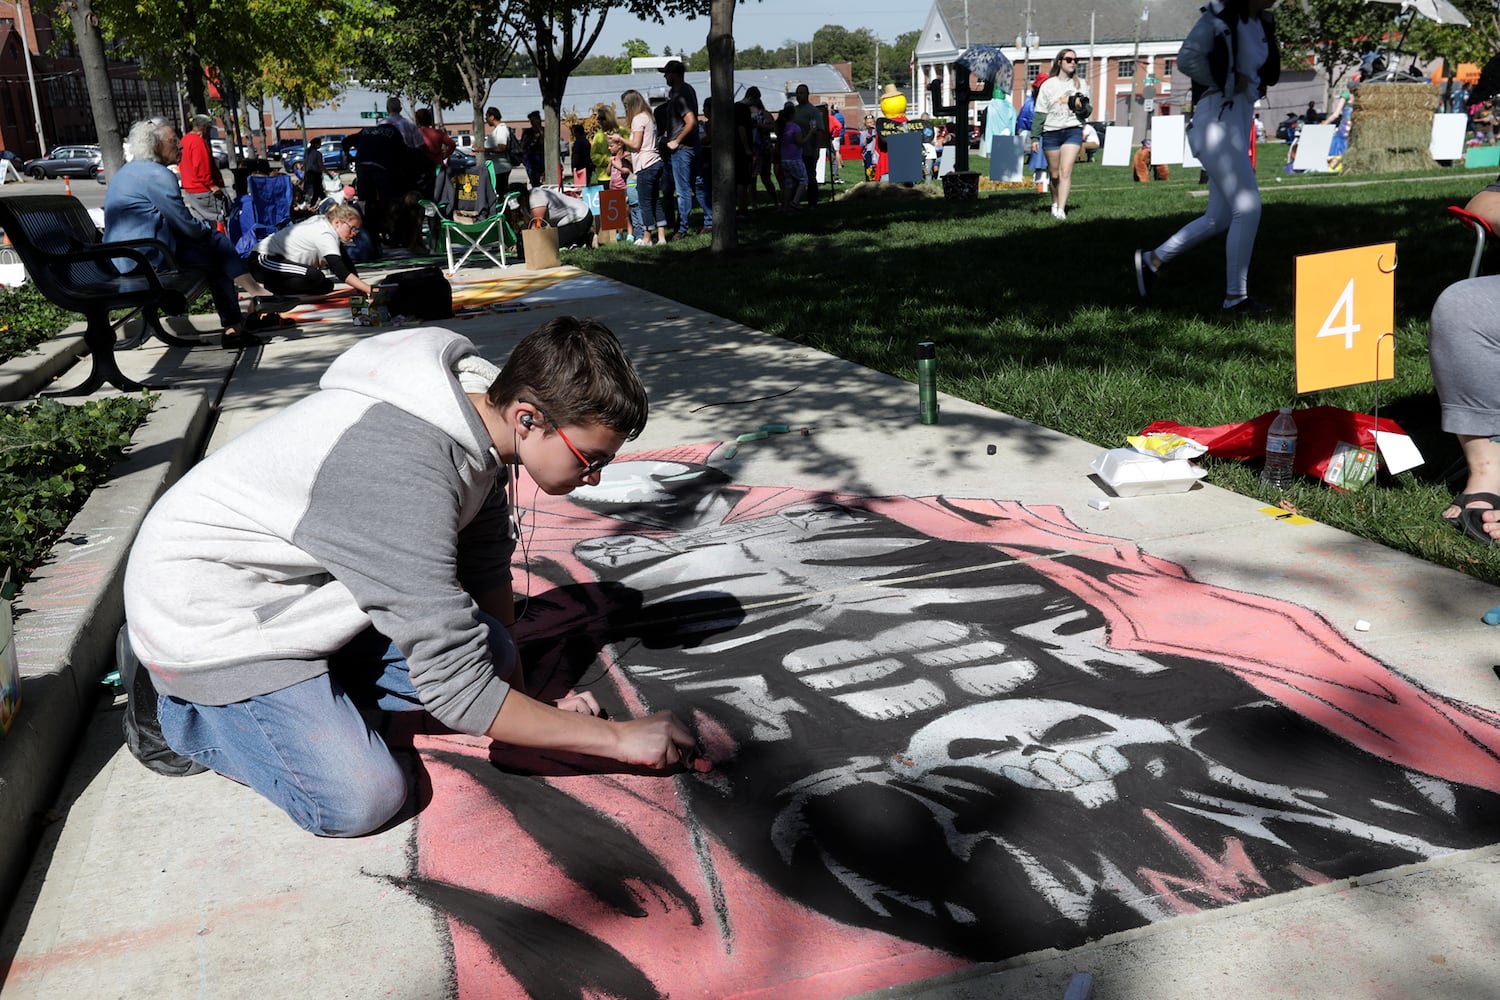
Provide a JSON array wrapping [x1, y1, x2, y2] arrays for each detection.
[[104, 118, 279, 344], [249, 204, 374, 299]]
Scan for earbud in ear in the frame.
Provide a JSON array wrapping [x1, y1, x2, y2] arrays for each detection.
[[520, 413, 534, 428]]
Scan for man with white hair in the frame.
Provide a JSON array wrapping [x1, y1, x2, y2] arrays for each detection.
[[104, 118, 279, 345], [180, 113, 224, 226], [382, 95, 425, 149]]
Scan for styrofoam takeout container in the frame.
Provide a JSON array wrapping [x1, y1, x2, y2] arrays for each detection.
[[1089, 447, 1207, 497]]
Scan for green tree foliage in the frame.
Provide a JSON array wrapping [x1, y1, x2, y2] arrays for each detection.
[[352, 0, 525, 159], [1401, 0, 1500, 70], [1276, 0, 1413, 88]]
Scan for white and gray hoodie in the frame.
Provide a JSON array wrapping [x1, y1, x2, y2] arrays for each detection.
[[124, 328, 517, 737]]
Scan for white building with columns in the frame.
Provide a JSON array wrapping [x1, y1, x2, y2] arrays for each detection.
[[913, 0, 1199, 136]]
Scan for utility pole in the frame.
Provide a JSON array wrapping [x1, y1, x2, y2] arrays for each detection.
[[1131, 0, 1150, 140], [11, 0, 46, 155]]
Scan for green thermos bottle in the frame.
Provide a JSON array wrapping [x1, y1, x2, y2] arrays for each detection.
[[917, 341, 938, 424]]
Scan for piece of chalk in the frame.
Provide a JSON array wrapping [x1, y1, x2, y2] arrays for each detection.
[[1063, 972, 1095, 1000], [1088, 498, 1110, 510], [986, 444, 997, 455], [720, 443, 739, 460], [800, 427, 811, 436], [1354, 619, 1371, 632], [760, 423, 790, 434], [736, 431, 769, 442], [1484, 605, 1500, 626]]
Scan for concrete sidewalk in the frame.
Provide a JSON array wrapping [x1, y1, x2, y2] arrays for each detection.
[[4, 264, 1500, 999]]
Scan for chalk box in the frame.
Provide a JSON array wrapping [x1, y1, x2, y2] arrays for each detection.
[[1, 595, 18, 735]]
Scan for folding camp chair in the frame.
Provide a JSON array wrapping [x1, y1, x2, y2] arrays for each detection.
[[1449, 205, 1496, 279], [424, 160, 521, 275], [228, 174, 294, 256]]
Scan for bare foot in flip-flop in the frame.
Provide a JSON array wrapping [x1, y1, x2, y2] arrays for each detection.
[[1457, 494, 1500, 544], [1445, 435, 1500, 533]]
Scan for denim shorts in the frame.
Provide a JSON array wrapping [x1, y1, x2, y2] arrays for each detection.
[[1041, 126, 1083, 151]]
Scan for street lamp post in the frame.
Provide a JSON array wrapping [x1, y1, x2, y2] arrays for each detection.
[[1015, 0, 1037, 98]]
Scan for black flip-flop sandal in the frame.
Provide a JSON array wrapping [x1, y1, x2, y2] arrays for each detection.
[[1442, 492, 1478, 528], [1457, 492, 1500, 544]]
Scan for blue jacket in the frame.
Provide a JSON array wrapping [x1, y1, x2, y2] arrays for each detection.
[[102, 159, 215, 272]]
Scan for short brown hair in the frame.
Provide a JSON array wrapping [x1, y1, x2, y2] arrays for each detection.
[[488, 317, 648, 440]]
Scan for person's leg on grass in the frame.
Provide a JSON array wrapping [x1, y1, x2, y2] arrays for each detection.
[[670, 146, 694, 235], [1431, 276, 1500, 529], [1055, 139, 1082, 214], [1043, 145, 1063, 217], [1213, 99, 1261, 306], [1144, 94, 1233, 282]]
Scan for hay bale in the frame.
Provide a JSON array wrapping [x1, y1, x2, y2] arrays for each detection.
[[1343, 81, 1441, 173], [841, 181, 943, 200]]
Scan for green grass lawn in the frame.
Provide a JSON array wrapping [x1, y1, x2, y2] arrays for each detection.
[[570, 147, 1500, 586]]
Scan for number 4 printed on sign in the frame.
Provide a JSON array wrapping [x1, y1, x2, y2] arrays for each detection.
[[1294, 243, 1395, 393], [1316, 279, 1361, 350]]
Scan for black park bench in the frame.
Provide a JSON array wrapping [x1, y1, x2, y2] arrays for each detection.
[[0, 194, 212, 395]]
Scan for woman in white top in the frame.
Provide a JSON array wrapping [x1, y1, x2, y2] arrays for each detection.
[[1034, 49, 1088, 221], [1134, 0, 1280, 315], [610, 89, 666, 246]]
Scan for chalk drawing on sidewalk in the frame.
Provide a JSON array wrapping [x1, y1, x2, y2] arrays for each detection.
[[393, 444, 1500, 997]]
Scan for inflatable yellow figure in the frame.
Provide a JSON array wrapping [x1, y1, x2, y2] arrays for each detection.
[[875, 83, 909, 180]]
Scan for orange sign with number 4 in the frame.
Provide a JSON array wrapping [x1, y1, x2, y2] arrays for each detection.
[[1294, 243, 1396, 394]]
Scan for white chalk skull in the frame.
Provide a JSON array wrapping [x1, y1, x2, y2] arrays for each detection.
[[903, 699, 1185, 809]]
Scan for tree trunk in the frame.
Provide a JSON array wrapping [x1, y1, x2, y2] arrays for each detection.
[[707, 0, 735, 252], [69, 0, 125, 176]]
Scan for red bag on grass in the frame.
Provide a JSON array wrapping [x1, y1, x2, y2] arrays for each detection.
[[1139, 406, 1407, 480]]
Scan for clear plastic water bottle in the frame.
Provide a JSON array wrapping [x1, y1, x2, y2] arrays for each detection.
[[1260, 406, 1298, 489]]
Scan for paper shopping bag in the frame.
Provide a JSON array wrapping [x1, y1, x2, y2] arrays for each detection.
[[522, 224, 561, 270]]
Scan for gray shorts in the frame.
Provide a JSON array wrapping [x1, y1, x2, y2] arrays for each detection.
[[184, 190, 224, 224]]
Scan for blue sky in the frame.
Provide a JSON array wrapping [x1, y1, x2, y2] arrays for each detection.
[[591, 0, 928, 60]]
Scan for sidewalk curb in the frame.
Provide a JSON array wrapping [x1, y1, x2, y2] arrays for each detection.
[[0, 330, 87, 402], [0, 388, 211, 906]]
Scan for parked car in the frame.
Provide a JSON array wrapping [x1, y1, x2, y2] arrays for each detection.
[[23, 145, 102, 179], [285, 134, 348, 172], [208, 138, 230, 169], [265, 138, 305, 161]]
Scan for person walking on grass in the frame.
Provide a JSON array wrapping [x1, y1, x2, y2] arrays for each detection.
[[776, 103, 809, 211], [1134, 0, 1281, 315], [1034, 50, 1089, 219]]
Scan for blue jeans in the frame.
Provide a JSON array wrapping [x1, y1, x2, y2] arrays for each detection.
[[157, 612, 515, 837], [175, 232, 248, 328], [635, 162, 665, 231], [670, 145, 713, 232]]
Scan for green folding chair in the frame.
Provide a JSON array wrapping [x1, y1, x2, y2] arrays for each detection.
[[422, 159, 521, 275]]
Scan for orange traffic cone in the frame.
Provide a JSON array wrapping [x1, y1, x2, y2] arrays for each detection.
[[64, 175, 71, 197]]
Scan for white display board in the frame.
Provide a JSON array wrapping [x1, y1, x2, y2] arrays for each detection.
[[935, 145, 956, 177], [1150, 116, 1186, 165], [988, 135, 1025, 182], [1293, 124, 1337, 173], [1102, 126, 1134, 166], [1431, 113, 1468, 161]]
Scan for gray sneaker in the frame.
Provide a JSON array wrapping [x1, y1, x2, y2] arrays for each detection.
[[1134, 249, 1156, 298]]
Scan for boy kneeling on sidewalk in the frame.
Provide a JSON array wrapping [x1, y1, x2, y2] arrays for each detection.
[[120, 318, 698, 836]]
